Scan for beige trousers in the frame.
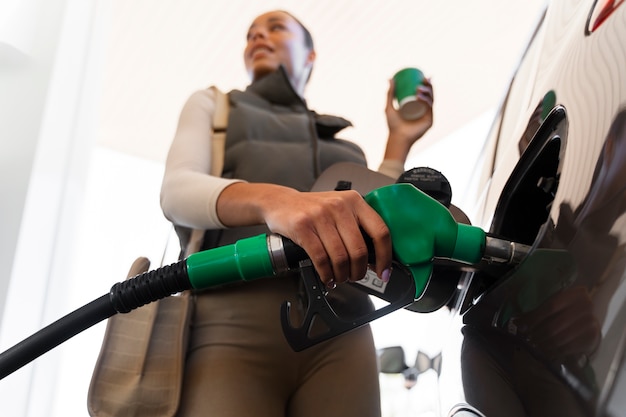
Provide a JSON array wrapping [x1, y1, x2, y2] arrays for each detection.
[[175, 275, 381, 417]]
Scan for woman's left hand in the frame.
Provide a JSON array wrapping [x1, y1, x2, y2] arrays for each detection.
[[383, 78, 434, 161]]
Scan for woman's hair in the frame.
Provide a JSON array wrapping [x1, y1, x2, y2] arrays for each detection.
[[280, 10, 314, 50], [275, 10, 315, 83]]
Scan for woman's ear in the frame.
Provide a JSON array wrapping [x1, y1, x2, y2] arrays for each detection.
[[306, 49, 317, 66], [302, 49, 316, 84]]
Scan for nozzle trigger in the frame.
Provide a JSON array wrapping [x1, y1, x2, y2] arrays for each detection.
[[281, 260, 416, 351]]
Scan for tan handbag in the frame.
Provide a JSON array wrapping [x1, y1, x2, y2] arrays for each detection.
[[87, 86, 229, 417], [87, 258, 192, 417]]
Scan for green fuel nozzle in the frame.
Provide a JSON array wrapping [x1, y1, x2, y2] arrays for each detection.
[[364, 183, 531, 298], [182, 183, 530, 299], [365, 183, 485, 298]]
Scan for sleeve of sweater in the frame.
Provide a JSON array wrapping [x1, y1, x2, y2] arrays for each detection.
[[160, 88, 244, 230], [377, 159, 405, 180]]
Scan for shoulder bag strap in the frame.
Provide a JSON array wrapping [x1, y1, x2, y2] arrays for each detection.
[[185, 86, 229, 257], [209, 85, 229, 177]]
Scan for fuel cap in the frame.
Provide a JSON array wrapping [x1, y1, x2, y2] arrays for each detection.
[[396, 167, 452, 207]]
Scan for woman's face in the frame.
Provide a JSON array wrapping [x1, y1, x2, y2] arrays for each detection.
[[244, 11, 315, 92]]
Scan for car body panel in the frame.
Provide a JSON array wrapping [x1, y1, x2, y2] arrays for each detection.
[[437, 1, 626, 416]]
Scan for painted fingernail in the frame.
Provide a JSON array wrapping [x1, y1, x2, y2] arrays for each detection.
[[326, 280, 337, 290], [381, 268, 392, 283]]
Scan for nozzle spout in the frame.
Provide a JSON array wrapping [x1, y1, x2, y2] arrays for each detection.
[[483, 235, 532, 265]]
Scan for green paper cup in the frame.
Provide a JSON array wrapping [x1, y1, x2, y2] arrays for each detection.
[[393, 67, 426, 120]]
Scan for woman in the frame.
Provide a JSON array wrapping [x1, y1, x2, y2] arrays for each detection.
[[161, 10, 434, 416]]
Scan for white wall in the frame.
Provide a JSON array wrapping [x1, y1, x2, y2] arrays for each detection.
[[0, 0, 107, 415], [0, 0, 65, 336]]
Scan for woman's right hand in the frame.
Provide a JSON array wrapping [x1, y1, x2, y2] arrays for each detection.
[[216, 182, 393, 288]]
